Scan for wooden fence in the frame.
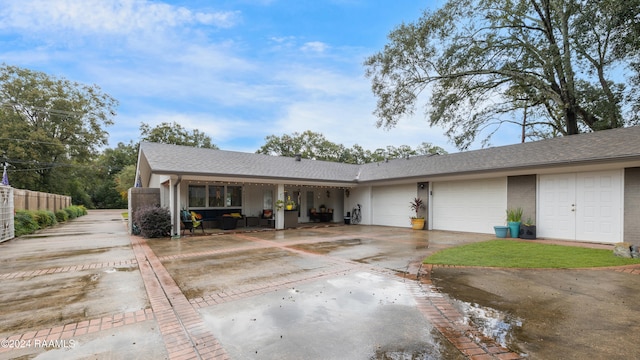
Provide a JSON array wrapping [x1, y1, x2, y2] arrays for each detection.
[[0, 187, 73, 243], [13, 188, 71, 212]]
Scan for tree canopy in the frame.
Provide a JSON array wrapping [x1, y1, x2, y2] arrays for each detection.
[[0, 64, 117, 195], [256, 130, 446, 164], [140, 121, 218, 149], [365, 0, 640, 149]]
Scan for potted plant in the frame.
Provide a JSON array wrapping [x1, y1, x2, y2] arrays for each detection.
[[275, 199, 285, 211], [409, 197, 425, 230], [520, 217, 536, 239], [286, 196, 295, 210], [506, 207, 523, 238]]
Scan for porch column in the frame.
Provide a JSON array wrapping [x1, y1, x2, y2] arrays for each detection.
[[276, 183, 284, 230], [169, 175, 182, 238]]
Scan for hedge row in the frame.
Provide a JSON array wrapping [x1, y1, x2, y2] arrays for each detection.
[[14, 205, 88, 237]]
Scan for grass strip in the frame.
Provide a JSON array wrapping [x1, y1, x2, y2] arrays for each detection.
[[423, 239, 640, 268]]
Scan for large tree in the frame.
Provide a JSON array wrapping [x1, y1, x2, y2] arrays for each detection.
[[91, 141, 139, 208], [256, 130, 446, 164], [365, 0, 639, 149], [256, 130, 345, 162], [0, 64, 117, 196], [140, 122, 218, 149]]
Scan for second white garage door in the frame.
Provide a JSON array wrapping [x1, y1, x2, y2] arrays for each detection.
[[432, 178, 507, 233]]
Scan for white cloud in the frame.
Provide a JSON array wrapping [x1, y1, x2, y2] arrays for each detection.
[[0, 0, 240, 35], [301, 41, 329, 53]]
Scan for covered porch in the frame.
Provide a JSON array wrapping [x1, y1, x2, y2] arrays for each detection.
[[158, 175, 354, 237]]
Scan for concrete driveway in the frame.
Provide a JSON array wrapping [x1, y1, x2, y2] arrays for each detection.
[[1, 209, 638, 359]]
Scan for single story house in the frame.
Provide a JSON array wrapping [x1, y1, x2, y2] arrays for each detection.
[[134, 126, 640, 244]]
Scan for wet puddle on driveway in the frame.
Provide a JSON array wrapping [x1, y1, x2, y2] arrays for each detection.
[[451, 299, 523, 350], [200, 271, 465, 360]]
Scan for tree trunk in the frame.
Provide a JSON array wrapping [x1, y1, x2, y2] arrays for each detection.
[[565, 108, 579, 135]]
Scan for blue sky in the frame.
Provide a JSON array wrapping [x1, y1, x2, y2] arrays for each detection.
[[0, 0, 518, 154]]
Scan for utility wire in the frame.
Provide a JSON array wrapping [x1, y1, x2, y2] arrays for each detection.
[[0, 101, 87, 118]]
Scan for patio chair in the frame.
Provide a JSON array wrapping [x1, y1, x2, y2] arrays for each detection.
[[259, 209, 274, 228], [181, 210, 204, 235]]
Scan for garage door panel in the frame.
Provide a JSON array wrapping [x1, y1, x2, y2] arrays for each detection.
[[372, 184, 416, 227], [432, 178, 507, 233]]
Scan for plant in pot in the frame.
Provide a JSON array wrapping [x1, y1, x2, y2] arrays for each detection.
[[285, 196, 295, 210], [506, 207, 523, 238], [409, 197, 425, 230], [520, 217, 536, 239]]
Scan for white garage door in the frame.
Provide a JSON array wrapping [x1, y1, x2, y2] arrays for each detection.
[[432, 178, 507, 233], [538, 170, 622, 243], [372, 184, 416, 227]]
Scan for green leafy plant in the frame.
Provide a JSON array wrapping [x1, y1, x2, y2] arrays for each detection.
[[275, 199, 285, 210], [14, 210, 40, 236], [506, 207, 523, 222], [55, 210, 69, 222], [133, 206, 171, 238], [523, 217, 535, 226], [34, 210, 57, 228], [286, 196, 295, 207]]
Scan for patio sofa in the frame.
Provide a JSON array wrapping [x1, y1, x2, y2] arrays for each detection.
[[189, 208, 244, 229]]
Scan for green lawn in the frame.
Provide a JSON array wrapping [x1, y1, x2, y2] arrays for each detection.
[[423, 240, 640, 268]]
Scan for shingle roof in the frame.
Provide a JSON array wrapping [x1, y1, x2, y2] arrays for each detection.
[[357, 125, 640, 181], [139, 142, 360, 183], [139, 126, 640, 184]]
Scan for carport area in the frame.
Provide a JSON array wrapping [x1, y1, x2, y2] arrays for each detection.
[[2, 210, 639, 359]]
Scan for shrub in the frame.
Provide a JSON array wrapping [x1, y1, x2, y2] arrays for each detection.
[[64, 207, 78, 219], [34, 210, 57, 228], [63, 205, 86, 219], [14, 210, 40, 236], [76, 205, 88, 216], [133, 206, 171, 238], [55, 210, 69, 222]]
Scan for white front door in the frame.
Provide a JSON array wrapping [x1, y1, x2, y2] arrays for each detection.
[[538, 171, 622, 243]]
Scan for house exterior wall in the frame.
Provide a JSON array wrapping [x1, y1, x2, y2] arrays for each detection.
[[624, 167, 640, 245], [507, 175, 537, 224]]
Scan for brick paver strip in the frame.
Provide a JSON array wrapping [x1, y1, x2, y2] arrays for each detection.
[[0, 309, 153, 355], [404, 264, 524, 360], [0, 259, 138, 280], [130, 235, 228, 360]]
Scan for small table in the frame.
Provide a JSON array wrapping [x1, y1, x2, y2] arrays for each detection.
[[246, 216, 259, 227]]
